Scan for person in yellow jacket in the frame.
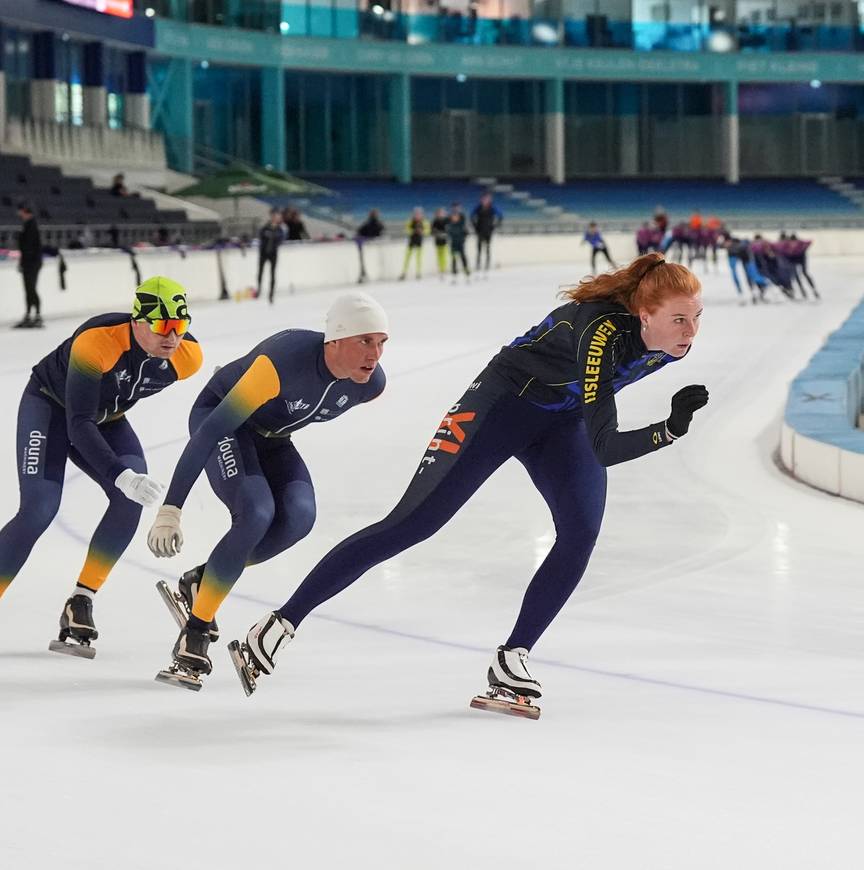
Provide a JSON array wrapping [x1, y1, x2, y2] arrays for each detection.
[[398, 207, 429, 280]]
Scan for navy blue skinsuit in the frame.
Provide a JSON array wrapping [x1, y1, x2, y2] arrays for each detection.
[[161, 329, 385, 623], [0, 313, 202, 596], [277, 300, 682, 651]]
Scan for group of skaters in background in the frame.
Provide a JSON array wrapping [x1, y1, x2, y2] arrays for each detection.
[[719, 232, 819, 304], [260, 192, 816, 306], [582, 205, 819, 305], [259, 193, 503, 291]]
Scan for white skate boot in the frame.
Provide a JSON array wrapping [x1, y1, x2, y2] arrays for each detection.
[[470, 645, 541, 720], [227, 612, 295, 697]]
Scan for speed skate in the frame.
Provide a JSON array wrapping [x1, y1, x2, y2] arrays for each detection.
[[155, 626, 212, 691], [156, 580, 187, 630], [154, 581, 201, 689], [48, 636, 96, 660], [470, 687, 541, 720], [226, 612, 295, 697], [154, 664, 203, 692], [48, 594, 98, 659], [470, 645, 542, 719], [227, 640, 259, 697]]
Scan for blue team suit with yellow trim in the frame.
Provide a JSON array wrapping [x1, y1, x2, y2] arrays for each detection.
[[161, 329, 385, 623], [277, 300, 681, 651], [0, 313, 203, 597]]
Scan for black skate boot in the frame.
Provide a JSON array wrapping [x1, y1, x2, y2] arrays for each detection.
[[48, 595, 99, 659], [155, 625, 212, 692], [470, 645, 541, 720], [155, 565, 219, 642]]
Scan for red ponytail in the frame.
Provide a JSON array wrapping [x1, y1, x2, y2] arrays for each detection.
[[560, 252, 701, 314]]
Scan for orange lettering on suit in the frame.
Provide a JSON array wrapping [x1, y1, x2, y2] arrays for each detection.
[[427, 411, 476, 455]]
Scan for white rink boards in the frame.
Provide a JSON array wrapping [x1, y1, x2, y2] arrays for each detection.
[[1, 257, 863, 870]]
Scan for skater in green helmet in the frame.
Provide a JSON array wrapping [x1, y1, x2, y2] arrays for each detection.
[[0, 276, 203, 658]]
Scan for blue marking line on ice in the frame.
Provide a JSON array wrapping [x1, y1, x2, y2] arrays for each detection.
[[53, 497, 864, 721], [52, 486, 864, 723], [234, 594, 864, 722]]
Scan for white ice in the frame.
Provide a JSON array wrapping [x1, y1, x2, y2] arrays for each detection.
[[1, 257, 863, 870]]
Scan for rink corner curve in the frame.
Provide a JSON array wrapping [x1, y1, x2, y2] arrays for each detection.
[[781, 296, 864, 503]]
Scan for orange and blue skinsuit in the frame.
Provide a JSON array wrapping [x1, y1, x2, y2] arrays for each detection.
[[160, 328, 385, 626], [0, 313, 202, 598]]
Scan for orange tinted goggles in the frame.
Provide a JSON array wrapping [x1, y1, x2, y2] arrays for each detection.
[[147, 318, 190, 336]]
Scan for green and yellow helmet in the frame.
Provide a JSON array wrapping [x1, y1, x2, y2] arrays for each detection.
[[131, 276, 190, 322]]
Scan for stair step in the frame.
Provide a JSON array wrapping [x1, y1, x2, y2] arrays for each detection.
[[473, 176, 497, 186], [509, 191, 531, 201], [492, 183, 514, 193], [526, 198, 547, 207]]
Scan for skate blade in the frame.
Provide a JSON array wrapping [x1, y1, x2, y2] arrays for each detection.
[[227, 640, 256, 697], [48, 639, 96, 660], [155, 580, 188, 630], [470, 695, 540, 721], [154, 669, 203, 692]]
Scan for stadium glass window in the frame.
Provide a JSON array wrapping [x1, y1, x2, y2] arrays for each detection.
[[105, 49, 127, 128], [4, 29, 33, 120], [108, 92, 125, 129], [70, 83, 84, 126], [55, 40, 84, 126]]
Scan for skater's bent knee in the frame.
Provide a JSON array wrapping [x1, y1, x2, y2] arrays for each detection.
[[21, 483, 62, 531], [234, 497, 276, 537], [284, 482, 316, 540], [287, 500, 316, 544]]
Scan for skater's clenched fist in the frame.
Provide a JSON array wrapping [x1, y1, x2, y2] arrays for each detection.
[[665, 384, 709, 439]]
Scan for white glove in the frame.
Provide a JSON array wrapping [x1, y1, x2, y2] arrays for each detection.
[[148, 505, 183, 558], [114, 468, 164, 507]]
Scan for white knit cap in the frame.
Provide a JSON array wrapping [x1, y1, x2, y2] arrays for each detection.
[[323, 292, 389, 341]]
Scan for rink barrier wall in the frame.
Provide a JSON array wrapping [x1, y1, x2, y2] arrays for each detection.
[[0, 227, 858, 328], [780, 297, 864, 503]]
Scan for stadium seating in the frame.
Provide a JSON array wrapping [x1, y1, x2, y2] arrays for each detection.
[[263, 176, 863, 233], [524, 179, 862, 219], [0, 153, 219, 247]]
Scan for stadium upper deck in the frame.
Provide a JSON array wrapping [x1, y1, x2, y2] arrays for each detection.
[[137, 0, 864, 54], [5, 1, 864, 199]]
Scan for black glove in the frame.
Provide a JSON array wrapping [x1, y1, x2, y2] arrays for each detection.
[[666, 385, 709, 438]]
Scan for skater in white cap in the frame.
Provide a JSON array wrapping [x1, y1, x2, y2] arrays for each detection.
[[147, 292, 388, 691]]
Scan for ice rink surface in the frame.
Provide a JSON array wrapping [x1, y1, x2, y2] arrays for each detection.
[[1, 257, 863, 870]]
